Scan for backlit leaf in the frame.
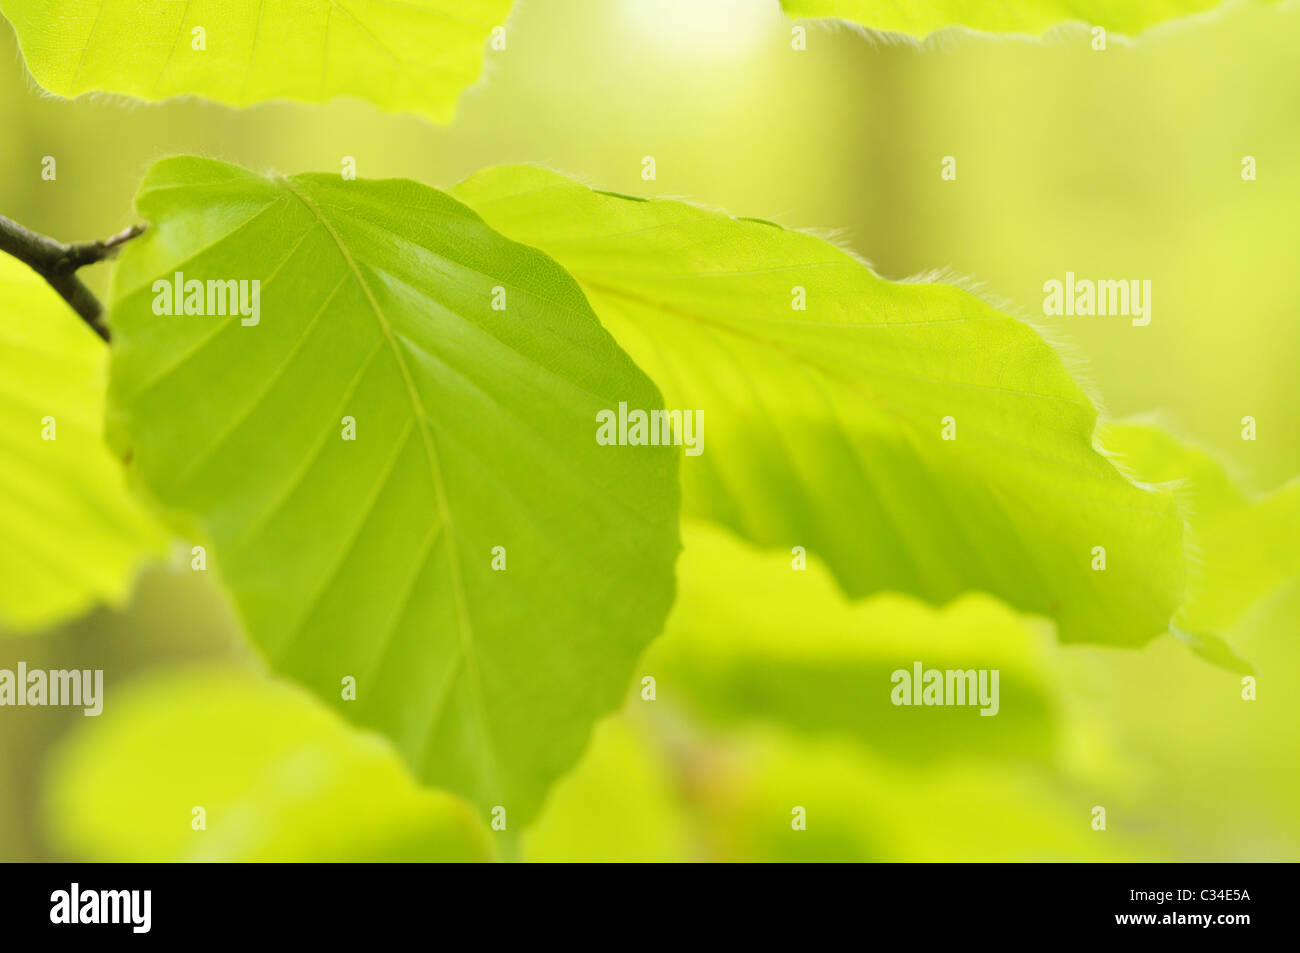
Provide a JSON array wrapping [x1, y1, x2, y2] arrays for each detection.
[[0, 0, 511, 121], [44, 666, 492, 861], [106, 156, 680, 826], [1103, 418, 1300, 637], [454, 165, 1187, 647], [779, 0, 1274, 39], [0, 256, 167, 633]]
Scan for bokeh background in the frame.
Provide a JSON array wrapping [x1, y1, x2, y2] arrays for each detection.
[[1, 0, 1297, 860]]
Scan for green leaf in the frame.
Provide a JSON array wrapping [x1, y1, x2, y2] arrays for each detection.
[[526, 712, 1157, 862], [0, 256, 167, 633], [1103, 418, 1300, 638], [523, 717, 689, 862], [780, 0, 1274, 39], [645, 521, 1064, 761], [0, 0, 510, 122], [453, 165, 1187, 647], [44, 667, 492, 861], [105, 156, 680, 826], [1169, 623, 1253, 676], [690, 731, 1162, 861]]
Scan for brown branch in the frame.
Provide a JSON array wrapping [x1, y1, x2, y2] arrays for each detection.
[[0, 215, 147, 342]]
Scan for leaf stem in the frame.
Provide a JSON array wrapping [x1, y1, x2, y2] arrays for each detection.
[[0, 214, 146, 342]]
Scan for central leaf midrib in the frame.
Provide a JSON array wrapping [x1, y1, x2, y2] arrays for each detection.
[[275, 174, 504, 800]]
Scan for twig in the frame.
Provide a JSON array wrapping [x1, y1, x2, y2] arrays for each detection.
[[0, 215, 147, 342]]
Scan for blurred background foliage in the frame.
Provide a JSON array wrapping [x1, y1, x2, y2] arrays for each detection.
[[1, 0, 1297, 860]]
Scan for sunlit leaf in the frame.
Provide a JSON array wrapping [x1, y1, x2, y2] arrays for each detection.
[[106, 156, 680, 826], [779, 0, 1273, 39], [455, 165, 1186, 647], [1103, 418, 1300, 638], [0, 0, 511, 121], [44, 666, 492, 861], [0, 256, 167, 633]]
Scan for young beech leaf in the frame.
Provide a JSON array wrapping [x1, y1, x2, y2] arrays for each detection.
[[0, 0, 511, 122], [0, 256, 167, 633], [44, 667, 493, 861], [105, 157, 680, 827], [1102, 418, 1300, 637], [780, 0, 1278, 39], [453, 165, 1187, 647], [644, 521, 1064, 762]]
